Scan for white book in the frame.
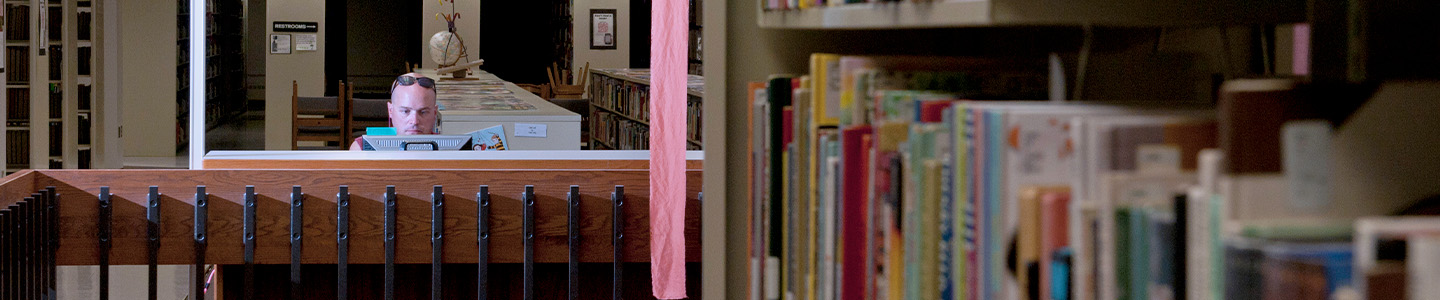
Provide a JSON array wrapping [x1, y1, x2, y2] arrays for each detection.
[[1354, 217, 1440, 300], [1409, 234, 1440, 300]]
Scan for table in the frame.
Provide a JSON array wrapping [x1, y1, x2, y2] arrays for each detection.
[[416, 69, 582, 150]]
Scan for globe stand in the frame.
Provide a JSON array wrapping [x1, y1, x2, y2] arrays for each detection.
[[438, 59, 485, 80]]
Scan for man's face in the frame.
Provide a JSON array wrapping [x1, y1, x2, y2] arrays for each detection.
[[388, 83, 438, 135]]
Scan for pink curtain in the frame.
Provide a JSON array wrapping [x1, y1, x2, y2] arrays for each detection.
[[650, 0, 689, 298]]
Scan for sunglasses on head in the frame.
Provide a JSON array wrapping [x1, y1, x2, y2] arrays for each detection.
[[391, 75, 436, 93]]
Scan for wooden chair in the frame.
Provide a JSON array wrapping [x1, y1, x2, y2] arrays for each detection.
[[291, 80, 349, 150], [346, 83, 390, 140], [548, 62, 588, 100]]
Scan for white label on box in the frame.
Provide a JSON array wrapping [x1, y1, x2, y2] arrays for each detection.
[[1136, 144, 1182, 174], [514, 123, 547, 137], [1284, 120, 1331, 211]]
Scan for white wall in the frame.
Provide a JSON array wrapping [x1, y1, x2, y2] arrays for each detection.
[[263, 0, 326, 150], [119, 0, 177, 157], [572, 0, 629, 78], [419, 0, 480, 70]]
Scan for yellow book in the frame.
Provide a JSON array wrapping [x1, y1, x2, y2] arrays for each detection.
[[922, 160, 944, 300], [1018, 185, 1070, 300], [810, 54, 842, 127]]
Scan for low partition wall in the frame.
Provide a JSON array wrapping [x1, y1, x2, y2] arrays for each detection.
[[0, 168, 702, 299]]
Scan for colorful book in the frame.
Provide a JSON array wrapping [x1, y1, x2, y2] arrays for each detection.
[[839, 125, 875, 300]]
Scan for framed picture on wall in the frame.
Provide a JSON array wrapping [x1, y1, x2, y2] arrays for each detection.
[[590, 9, 617, 50], [270, 34, 292, 54]]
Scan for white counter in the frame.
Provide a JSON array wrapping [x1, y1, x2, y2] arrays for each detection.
[[201, 150, 703, 170], [416, 69, 582, 150]]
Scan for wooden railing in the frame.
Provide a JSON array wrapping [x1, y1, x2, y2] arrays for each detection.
[[0, 168, 701, 299]]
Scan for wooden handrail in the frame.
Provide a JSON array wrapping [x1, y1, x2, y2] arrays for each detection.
[[2, 169, 701, 266]]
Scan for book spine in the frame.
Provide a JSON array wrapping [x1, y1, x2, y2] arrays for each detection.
[[840, 126, 874, 300]]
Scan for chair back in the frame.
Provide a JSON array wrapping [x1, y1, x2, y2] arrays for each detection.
[[345, 83, 390, 140], [291, 80, 349, 150]]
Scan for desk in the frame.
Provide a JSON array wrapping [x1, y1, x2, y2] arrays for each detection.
[[416, 69, 582, 150]]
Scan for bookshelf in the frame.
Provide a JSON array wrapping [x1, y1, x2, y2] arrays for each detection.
[[175, 0, 244, 154], [3, 0, 111, 174], [587, 68, 703, 150], [701, 0, 1440, 299], [757, 0, 1305, 29]]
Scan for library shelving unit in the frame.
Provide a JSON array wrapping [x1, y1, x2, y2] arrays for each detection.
[[175, 0, 244, 154], [756, 0, 1304, 29], [697, 0, 1332, 298], [587, 68, 703, 150], [3, 0, 109, 174]]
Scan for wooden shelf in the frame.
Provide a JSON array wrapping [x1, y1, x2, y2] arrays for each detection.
[[592, 139, 615, 150], [758, 0, 1304, 29], [592, 103, 649, 126], [6, 42, 27, 46], [590, 69, 705, 97]]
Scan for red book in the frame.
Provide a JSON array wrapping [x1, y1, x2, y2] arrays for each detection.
[[1040, 191, 1072, 300], [840, 125, 875, 300], [782, 107, 794, 147], [920, 101, 957, 123]]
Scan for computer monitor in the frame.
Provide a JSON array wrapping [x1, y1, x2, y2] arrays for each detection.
[[361, 135, 473, 151]]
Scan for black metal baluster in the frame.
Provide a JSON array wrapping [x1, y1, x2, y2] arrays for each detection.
[[1, 209, 9, 300], [193, 186, 208, 300], [20, 201, 31, 300], [384, 186, 397, 300], [243, 186, 256, 300], [36, 191, 49, 300], [147, 187, 160, 300], [290, 186, 304, 300], [7, 204, 17, 300], [8, 204, 19, 300], [17, 202, 29, 300], [46, 186, 57, 300], [477, 185, 490, 300], [567, 185, 580, 300], [612, 185, 624, 300], [523, 185, 535, 300], [432, 185, 445, 300], [98, 187, 112, 300], [337, 186, 350, 300]]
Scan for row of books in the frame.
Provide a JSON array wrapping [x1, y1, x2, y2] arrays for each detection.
[[587, 69, 705, 150], [590, 72, 653, 121], [7, 88, 30, 121], [46, 6, 60, 41], [6, 129, 27, 166], [7, 46, 29, 83], [48, 88, 61, 118], [47, 121, 60, 156], [687, 94, 703, 144], [77, 84, 91, 110], [48, 45, 61, 80], [591, 111, 648, 150], [77, 10, 93, 41], [764, 0, 966, 11], [6, 5, 30, 41], [77, 112, 90, 145], [591, 110, 703, 151], [744, 53, 1440, 300], [77, 46, 91, 75]]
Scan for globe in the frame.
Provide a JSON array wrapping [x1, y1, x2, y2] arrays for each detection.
[[429, 31, 465, 66]]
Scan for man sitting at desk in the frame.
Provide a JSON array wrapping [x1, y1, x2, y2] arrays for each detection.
[[351, 73, 442, 150]]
